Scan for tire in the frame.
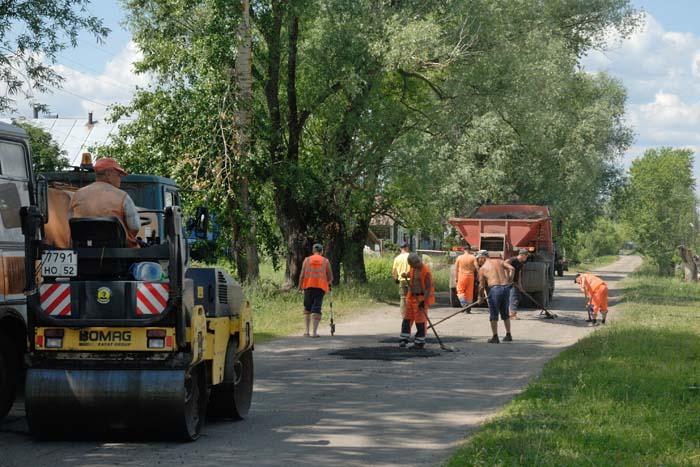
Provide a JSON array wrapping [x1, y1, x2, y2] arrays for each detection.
[[0, 337, 18, 420], [449, 287, 461, 308], [180, 364, 207, 441], [209, 340, 254, 419]]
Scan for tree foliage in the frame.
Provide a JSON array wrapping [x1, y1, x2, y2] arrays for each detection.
[[108, 0, 640, 284], [619, 148, 697, 275], [14, 121, 69, 173], [0, 0, 109, 113]]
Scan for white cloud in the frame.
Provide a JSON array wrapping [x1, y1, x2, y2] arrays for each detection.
[[4, 40, 149, 120], [583, 12, 700, 182]]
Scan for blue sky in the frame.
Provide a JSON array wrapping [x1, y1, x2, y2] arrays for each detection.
[[5, 0, 700, 182]]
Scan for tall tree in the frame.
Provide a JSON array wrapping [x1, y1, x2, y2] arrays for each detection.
[[0, 0, 108, 113], [620, 148, 697, 275]]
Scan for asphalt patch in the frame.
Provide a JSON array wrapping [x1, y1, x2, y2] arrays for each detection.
[[378, 336, 465, 344], [330, 346, 443, 361]]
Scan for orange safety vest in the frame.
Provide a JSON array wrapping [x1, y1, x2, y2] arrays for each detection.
[[582, 273, 606, 295], [301, 254, 330, 292], [407, 265, 435, 306], [70, 181, 138, 248]]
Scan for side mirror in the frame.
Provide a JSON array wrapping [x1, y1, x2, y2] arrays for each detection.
[[188, 206, 209, 238], [36, 176, 49, 224]]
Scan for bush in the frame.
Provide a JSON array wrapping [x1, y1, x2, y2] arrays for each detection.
[[365, 256, 394, 283], [574, 218, 622, 263], [382, 240, 400, 255]]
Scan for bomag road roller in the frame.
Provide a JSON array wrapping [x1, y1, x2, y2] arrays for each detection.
[[19, 200, 254, 440]]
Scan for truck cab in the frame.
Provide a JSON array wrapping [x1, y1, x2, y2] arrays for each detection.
[[0, 122, 36, 419]]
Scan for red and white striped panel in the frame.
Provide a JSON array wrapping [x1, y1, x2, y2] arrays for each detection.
[[39, 283, 72, 317], [136, 282, 169, 316]]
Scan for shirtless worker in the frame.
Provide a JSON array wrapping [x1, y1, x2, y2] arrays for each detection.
[[454, 246, 478, 308], [476, 250, 515, 343]]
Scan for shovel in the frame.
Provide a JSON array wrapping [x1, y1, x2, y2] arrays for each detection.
[[428, 300, 480, 330], [516, 285, 557, 319], [419, 303, 458, 352]]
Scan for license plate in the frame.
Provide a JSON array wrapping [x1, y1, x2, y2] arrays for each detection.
[[41, 251, 78, 277]]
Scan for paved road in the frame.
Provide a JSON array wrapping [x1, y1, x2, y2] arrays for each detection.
[[0, 256, 641, 467]]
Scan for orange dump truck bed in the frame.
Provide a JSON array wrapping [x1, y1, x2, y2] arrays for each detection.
[[449, 204, 553, 259]]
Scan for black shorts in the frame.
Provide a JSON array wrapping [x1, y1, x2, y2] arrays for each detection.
[[303, 287, 325, 314], [488, 285, 511, 321]]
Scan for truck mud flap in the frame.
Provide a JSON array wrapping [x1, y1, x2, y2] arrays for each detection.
[[25, 368, 188, 438]]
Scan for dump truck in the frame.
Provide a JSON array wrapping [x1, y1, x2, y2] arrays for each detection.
[[449, 204, 556, 307], [20, 170, 253, 440], [0, 122, 36, 420]]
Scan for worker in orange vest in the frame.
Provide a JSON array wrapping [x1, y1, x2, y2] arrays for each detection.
[[299, 243, 334, 337], [455, 247, 478, 307], [68, 158, 140, 248], [399, 253, 435, 349], [574, 273, 608, 325]]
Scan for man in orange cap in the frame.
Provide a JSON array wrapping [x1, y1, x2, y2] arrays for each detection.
[[69, 157, 141, 247]]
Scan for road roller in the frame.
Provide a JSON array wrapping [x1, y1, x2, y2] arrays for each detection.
[[20, 202, 254, 440]]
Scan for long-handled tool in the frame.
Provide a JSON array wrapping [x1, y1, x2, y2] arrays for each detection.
[[515, 285, 557, 319], [428, 300, 480, 330], [329, 289, 335, 336], [419, 303, 458, 352]]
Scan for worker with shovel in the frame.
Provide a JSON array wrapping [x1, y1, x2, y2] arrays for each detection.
[[476, 250, 515, 343], [505, 249, 530, 319], [575, 273, 608, 325], [399, 253, 435, 349], [299, 243, 333, 337], [391, 241, 411, 315]]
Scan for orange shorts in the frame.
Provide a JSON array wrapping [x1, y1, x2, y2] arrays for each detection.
[[403, 297, 429, 324], [456, 273, 474, 303]]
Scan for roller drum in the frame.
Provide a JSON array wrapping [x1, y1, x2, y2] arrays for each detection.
[[25, 368, 191, 438]]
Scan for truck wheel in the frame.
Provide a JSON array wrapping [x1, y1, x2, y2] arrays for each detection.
[[209, 340, 254, 419], [449, 287, 461, 308], [0, 337, 18, 420], [181, 364, 207, 441], [531, 291, 547, 308]]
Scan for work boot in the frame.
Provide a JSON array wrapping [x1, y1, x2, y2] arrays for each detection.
[[410, 342, 425, 350], [590, 319, 598, 327], [503, 333, 513, 342], [399, 341, 407, 348], [488, 335, 500, 344], [601, 313, 607, 324]]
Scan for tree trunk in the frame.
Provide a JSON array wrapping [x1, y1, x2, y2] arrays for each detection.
[[234, 0, 259, 281], [325, 217, 344, 286], [679, 245, 698, 282], [343, 216, 370, 283]]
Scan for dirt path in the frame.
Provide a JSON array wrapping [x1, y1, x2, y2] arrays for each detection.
[[0, 256, 641, 467]]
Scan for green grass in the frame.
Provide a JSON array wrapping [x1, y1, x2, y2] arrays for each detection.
[[574, 254, 619, 272], [445, 274, 700, 466], [212, 255, 450, 344]]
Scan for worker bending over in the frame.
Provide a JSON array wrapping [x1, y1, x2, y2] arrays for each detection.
[[455, 247, 478, 307], [574, 273, 608, 325], [299, 243, 333, 337], [68, 157, 141, 247], [391, 241, 410, 315], [477, 250, 515, 343], [399, 253, 435, 349]]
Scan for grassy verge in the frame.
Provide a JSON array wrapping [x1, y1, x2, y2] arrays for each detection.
[[574, 254, 618, 272], [213, 255, 450, 344], [446, 274, 700, 466]]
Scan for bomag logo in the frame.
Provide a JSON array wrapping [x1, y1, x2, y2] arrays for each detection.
[[79, 330, 132, 347], [97, 287, 112, 304]]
